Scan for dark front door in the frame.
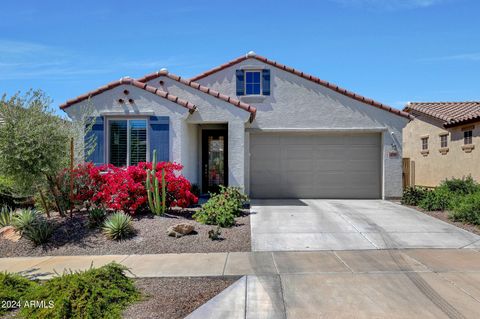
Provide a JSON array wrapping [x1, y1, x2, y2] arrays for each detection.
[[202, 130, 228, 193]]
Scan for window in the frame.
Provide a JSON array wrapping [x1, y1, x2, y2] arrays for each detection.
[[245, 71, 261, 95], [421, 137, 429, 150], [109, 119, 147, 167], [464, 130, 473, 145], [440, 135, 448, 148]]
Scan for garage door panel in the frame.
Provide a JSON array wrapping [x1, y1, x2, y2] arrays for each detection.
[[250, 133, 381, 199]]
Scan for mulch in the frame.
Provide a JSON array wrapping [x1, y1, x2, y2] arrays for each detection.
[[123, 277, 239, 319], [0, 209, 251, 257], [403, 204, 480, 236]]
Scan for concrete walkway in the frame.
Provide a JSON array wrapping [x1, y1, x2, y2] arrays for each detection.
[[250, 199, 480, 251], [2, 249, 480, 318]]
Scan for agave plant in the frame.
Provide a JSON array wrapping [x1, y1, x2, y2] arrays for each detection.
[[0, 206, 13, 227], [102, 212, 134, 240], [23, 220, 55, 245], [12, 209, 41, 233], [88, 207, 107, 228]]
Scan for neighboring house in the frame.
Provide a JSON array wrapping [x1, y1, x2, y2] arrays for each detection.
[[403, 102, 480, 187], [60, 51, 411, 199]]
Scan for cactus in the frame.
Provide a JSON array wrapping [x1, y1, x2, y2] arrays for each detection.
[[146, 149, 166, 215]]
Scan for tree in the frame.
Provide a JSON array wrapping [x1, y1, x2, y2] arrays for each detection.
[[0, 90, 95, 216]]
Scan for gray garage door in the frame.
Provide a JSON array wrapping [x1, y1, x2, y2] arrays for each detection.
[[249, 133, 382, 199]]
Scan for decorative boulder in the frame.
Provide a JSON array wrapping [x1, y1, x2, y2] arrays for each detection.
[[167, 223, 195, 238], [0, 226, 21, 242]]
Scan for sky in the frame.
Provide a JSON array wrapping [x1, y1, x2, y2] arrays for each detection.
[[1, 0, 479, 116]]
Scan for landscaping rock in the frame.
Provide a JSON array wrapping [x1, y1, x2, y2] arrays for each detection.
[[0, 226, 21, 242], [167, 223, 195, 238]]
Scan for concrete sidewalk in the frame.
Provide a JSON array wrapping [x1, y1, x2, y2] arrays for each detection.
[[3, 249, 480, 318], [1, 248, 480, 279]]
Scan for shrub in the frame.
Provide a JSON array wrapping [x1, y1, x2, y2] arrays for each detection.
[[12, 208, 41, 233], [88, 207, 107, 228], [439, 176, 479, 196], [22, 219, 55, 245], [0, 205, 13, 227], [193, 186, 248, 227], [401, 186, 428, 206], [20, 263, 140, 319], [449, 192, 480, 225], [0, 272, 38, 315], [103, 212, 134, 240], [418, 187, 456, 211]]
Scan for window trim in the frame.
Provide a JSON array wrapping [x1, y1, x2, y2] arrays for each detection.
[[440, 134, 448, 148], [464, 130, 473, 145], [244, 70, 262, 96], [421, 137, 429, 151], [106, 117, 149, 167]]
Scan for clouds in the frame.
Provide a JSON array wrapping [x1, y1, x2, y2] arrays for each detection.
[[329, 0, 448, 10], [0, 39, 200, 80], [420, 52, 480, 62]]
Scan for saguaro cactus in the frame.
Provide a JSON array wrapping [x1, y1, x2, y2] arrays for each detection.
[[146, 149, 166, 215]]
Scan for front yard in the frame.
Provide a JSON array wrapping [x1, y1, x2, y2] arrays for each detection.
[[0, 208, 250, 258]]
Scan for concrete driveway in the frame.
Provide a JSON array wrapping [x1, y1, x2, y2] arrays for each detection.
[[250, 199, 480, 251]]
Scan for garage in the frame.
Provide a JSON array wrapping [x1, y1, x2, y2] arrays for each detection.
[[249, 132, 382, 199]]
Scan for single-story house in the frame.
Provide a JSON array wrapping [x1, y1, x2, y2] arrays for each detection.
[[61, 51, 411, 199], [403, 101, 480, 187]]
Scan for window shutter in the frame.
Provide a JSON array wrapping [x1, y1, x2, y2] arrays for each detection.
[[85, 117, 105, 166], [149, 116, 169, 162], [262, 69, 270, 95], [236, 70, 245, 96]]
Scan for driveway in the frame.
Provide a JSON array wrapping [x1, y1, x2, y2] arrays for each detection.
[[250, 199, 480, 251]]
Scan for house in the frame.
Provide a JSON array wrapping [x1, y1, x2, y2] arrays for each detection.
[[60, 51, 411, 199], [403, 102, 480, 187]]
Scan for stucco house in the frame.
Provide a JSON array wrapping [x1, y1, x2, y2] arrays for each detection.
[[61, 51, 411, 199], [403, 102, 480, 187]]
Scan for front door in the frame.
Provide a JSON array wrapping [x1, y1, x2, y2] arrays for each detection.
[[202, 130, 228, 193]]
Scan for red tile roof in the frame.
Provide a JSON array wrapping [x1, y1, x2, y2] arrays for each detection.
[[137, 70, 257, 122], [59, 77, 196, 113], [404, 102, 480, 127], [190, 53, 413, 120]]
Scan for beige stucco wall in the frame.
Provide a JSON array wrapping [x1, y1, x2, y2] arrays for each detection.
[[403, 114, 480, 187]]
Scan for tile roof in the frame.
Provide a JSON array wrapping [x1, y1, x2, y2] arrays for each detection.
[[59, 77, 196, 113], [137, 70, 257, 122], [190, 53, 413, 120], [404, 102, 480, 127]]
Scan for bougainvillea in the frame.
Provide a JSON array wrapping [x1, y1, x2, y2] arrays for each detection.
[[66, 161, 197, 214]]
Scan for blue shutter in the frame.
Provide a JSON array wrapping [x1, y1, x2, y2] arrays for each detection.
[[149, 116, 169, 162], [85, 117, 105, 166], [262, 69, 270, 95], [236, 70, 245, 96]]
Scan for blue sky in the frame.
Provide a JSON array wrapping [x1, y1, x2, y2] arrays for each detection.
[[1, 0, 479, 116]]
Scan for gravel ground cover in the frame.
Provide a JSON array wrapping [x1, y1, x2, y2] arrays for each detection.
[[0, 209, 251, 257], [124, 277, 239, 319]]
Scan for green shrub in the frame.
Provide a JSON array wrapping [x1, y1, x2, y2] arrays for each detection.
[[0, 205, 13, 227], [418, 187, 456, 211], [401, 186, 428, 206], [88, 207, 107, 228], [439, 176, 479, 195], [0, 272, 38, 315], [23, 219, 55, 245], [449, 192, 480, 225], [193, 186, 248, 227], [20, 262, 140, 319], [12, 208, 41, 233], [102, 212, 134, 240]]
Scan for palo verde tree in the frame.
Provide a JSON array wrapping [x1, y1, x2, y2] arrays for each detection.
[[0, 90, 95, 216]]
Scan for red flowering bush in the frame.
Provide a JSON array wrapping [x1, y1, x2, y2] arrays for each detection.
[[66, 161, 197, 214]]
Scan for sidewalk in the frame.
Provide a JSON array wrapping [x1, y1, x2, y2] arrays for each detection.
[[1, 248, 480, 279]]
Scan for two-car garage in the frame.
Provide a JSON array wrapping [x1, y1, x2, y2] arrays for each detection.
[[249, 132, 382, 199]]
